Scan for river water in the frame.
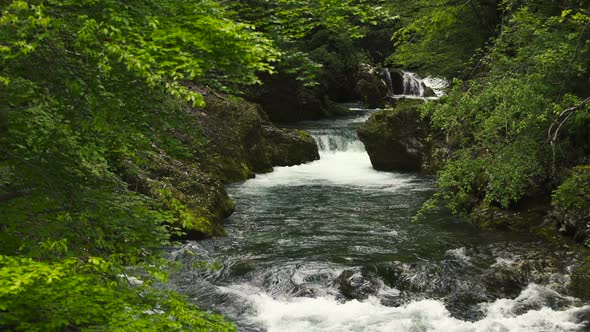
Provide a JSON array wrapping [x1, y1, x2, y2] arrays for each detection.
[[169, 108, 590, 331]]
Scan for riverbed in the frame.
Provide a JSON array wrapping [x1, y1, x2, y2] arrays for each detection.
[[169, 108, 590, 331]]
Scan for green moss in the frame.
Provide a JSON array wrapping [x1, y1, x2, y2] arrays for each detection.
[[570, 256, 590, 301], [357, 99, 431, 172]]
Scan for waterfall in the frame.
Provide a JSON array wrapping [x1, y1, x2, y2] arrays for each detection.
[[402, 71, 425, 96], [382, 69, 447, 100], [312, 130, 366, 153], [383, 69, 395, 97]]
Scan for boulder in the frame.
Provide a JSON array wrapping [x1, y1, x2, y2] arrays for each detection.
[[423, 84, 437, 97], [355, 72, 387, 108], [260, 126, 319, 166], [388, 69, 405, 95], [357, 100, 431, 172], [335, 269, 380, 300]]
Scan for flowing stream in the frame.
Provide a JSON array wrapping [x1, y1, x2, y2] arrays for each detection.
[[169, 106, 590, 331]]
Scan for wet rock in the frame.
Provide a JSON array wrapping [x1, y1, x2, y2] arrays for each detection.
[[570, 259, 590, 301], [387, 69, 405, 95], [355, 72, 387, 108], [423, 85, 437, 97], [357, 99, 433, 172], [260, 126, 320, 167], [335, 270, 380, 300]]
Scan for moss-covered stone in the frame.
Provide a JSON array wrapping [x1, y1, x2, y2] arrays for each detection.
[[355, 72, 387, 108], [570, 257, 590, 301], [114, 91, 319, 239], [357, 99, 434, 172]]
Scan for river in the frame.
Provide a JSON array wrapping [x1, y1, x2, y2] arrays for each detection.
[[169, 106, 590, 331]]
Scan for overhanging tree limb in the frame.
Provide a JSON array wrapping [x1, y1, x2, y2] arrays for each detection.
[[548, 96, 590, 173]]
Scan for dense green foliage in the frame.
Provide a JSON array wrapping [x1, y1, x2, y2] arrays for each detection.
[[232, 0, 394, 85], [414, 2, 590, 217], [0, 0, 286, 330], [389, 0, 500, 77], [3, 0, 590, 328]]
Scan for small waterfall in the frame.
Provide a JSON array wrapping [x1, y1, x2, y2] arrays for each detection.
[[382, 69, 447, 100], [312, 131, 365, 153], [402, 71, 425, 96], [383, 69, 395, 97]]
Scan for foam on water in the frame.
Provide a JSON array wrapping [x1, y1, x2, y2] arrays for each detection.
[[173, 105, 589, 331], [240, 151, 412, 190], [239, 112, 417, 191], [223, 284, 588, 332]]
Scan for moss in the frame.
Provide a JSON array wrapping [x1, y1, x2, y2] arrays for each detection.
[[357, 99, 431, 172], [570, 256, 590, 301], [116, 91, 321, 238], [552, 165, 590, 211]]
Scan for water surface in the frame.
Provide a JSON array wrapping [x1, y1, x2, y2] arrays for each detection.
[[170, 109, 589, 331]]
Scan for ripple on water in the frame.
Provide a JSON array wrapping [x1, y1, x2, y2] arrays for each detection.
[[168, 108, 589, 331]]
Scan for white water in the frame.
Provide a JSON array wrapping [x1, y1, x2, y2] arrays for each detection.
[[185, 104, 589, 332], [388, 70, 449, 100], [240, 113, 417, 191], [222, 284, 588, 332]]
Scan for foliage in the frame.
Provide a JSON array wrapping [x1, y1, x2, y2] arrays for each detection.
[[0, 0, 291, 329], [552, 165, 590, 211], [0, 255, 235, 331], [231, 0, 396, 86], [389, 0, 500, 77], [417, 4, 590, 216]]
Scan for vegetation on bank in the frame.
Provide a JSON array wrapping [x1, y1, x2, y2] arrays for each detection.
[[2, 0, 590, 330], [0, 0, 324, 330], [409, 2, 590, 231]]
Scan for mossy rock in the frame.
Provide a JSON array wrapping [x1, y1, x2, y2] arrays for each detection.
[[570, 257, 590, 301], [355, 72, 387, 108], [199, 93, 319, 181], [113, 90, 320, 239], [262, 127, 319, 166], [357, 99, 431, 172]]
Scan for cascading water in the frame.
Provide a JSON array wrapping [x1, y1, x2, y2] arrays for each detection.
[[168, 107, 590, 331], [383, 69, 448, 100], [402, 71, 425, 96]]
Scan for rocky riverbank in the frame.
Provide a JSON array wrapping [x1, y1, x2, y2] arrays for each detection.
[[117, 91, 319, 237]]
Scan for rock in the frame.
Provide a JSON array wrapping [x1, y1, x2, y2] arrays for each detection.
[[202, 93, 320, 179], [355, 71, 387, 108], [570, 259, 590, 301], [388, 69, 405, 95], [261, 126, 320, 166], [116, 91, 320, 240], [335, 269, 380, 300], [357, 99, 432, 172], [423, 84, 437, 97]]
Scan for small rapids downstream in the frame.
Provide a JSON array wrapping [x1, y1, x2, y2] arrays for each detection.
[[169, 106, 590, 331]]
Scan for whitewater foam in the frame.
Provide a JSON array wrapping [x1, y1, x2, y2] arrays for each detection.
[[223, 284, 588, 332]]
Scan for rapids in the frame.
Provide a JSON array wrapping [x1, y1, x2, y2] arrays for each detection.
[[169, 107, 590, 331]]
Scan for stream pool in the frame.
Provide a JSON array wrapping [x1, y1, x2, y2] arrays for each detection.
[[169, 108, 590, 331]]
